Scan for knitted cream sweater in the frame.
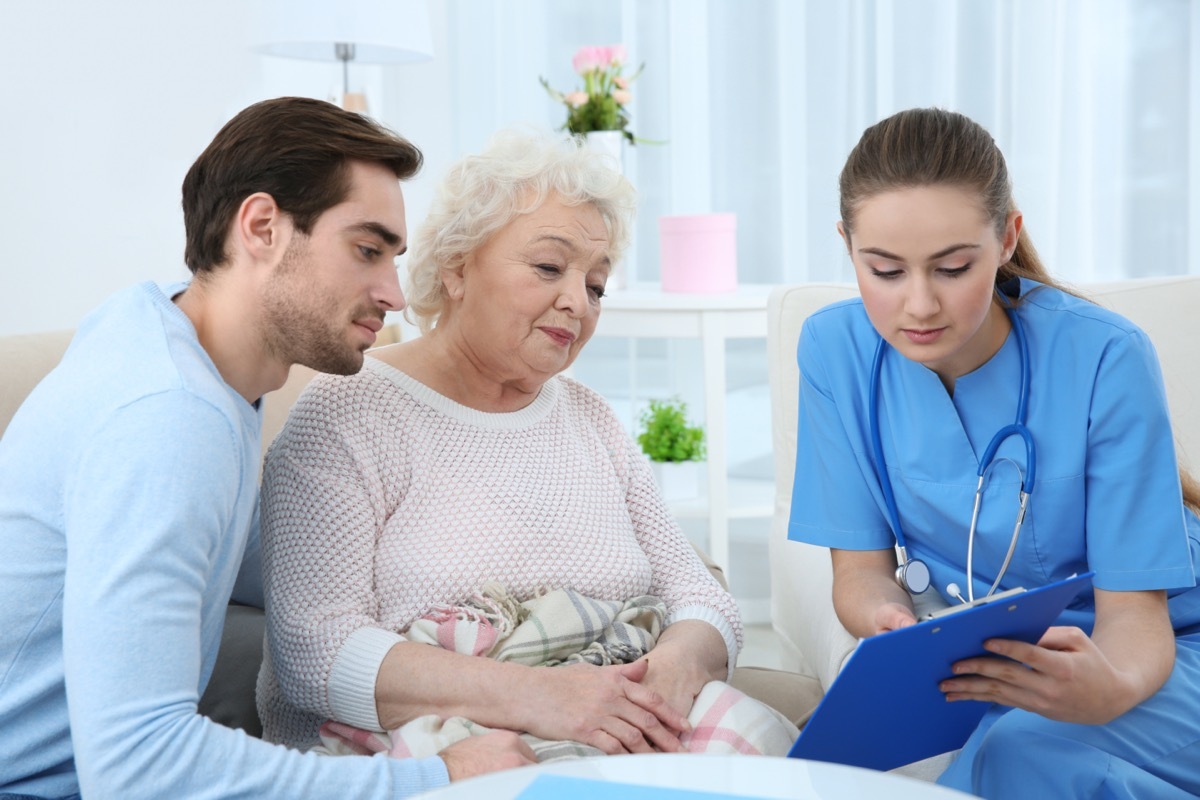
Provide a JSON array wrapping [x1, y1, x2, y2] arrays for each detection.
[[257, 357, 743, 748]]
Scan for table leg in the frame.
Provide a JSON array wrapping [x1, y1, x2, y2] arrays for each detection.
[[701, 313, 730, 576]]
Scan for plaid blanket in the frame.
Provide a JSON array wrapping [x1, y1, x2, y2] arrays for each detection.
[[315, 583, 798, 761]]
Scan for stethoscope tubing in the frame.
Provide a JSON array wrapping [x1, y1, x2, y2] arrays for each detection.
[[869, 296, 1035, 597]]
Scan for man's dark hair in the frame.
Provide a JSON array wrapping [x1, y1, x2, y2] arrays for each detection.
[[181, 96, 423, 274]]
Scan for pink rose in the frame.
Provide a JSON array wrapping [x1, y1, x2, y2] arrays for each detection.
[[608, 44, 627, 66], [612, 89, 632, 105], [614, 76, 629, 90], [565, 91, 589, 107], [572, 45, 605, 75]]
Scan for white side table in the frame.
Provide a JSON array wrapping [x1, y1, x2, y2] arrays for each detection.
[[591, 284, 776, 577]]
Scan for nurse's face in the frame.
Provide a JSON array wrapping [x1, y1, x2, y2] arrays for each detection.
[[839, 185, 1021, 386]]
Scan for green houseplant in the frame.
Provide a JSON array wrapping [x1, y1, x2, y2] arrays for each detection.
[[637, 399, 706, 463], [638, 399, 705, 502]]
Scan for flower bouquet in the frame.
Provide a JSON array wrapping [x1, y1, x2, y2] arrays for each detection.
[[540, 44, 643, 144]]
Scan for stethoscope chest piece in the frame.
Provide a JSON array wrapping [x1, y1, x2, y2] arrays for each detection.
[[895, 555, 931, 595]]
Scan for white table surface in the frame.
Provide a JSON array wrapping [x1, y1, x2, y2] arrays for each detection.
[[412, 754, 979, 799]]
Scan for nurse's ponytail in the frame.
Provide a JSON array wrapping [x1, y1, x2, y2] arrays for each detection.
[[1182, 468, 1200, 513], [840, 107, 1200, 512]]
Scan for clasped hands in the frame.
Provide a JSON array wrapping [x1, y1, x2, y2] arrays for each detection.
[[437, 657, 693, 781], [518, 658, 693, 755]]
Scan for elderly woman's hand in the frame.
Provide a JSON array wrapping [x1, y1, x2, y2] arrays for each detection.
[[519, 659, 690, 754], [635, 620, 731, 721]]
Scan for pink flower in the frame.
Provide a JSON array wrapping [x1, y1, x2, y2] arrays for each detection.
[[614, 76, 629, 90], [572, 45, 606, 75], [608, 44, 627, 66], [612, 89, 632, 105], [564, 91, 589, 108]]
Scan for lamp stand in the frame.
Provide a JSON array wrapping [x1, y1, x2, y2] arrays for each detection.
[[334, 42, 355, 95], [333, 42, 368, 112]]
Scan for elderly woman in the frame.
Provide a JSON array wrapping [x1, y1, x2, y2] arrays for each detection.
[[257, 132, 795, 761]]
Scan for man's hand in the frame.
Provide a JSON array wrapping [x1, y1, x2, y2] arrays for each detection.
[[439, 731, 537, 782]]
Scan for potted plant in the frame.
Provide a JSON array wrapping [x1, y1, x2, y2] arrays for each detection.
[[539, 44, 644, 147], [637, 398, 706, 501]]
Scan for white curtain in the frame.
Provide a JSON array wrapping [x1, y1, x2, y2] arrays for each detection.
[[438, 0, 1199, 285]]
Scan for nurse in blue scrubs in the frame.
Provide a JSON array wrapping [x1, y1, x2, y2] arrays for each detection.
[[787, 107, 1200, 798]]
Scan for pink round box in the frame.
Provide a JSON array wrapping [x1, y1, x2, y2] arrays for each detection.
[[657, 213, 738, 293]]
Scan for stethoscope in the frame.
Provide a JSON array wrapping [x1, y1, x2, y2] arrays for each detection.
[[868, 298, 1036, 602]]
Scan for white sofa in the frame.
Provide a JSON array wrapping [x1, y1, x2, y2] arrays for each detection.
[[766, 276, 1200, 691]]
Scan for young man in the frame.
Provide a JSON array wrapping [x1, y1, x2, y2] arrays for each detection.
[[0, 97, 534, 800]]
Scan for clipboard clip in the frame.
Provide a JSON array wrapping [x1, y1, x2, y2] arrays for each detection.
[[919, 585, 1027, 622]]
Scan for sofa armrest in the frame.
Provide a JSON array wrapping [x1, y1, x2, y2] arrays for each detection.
[[767, 284, 860, 690], [198, 603, 265, 737]]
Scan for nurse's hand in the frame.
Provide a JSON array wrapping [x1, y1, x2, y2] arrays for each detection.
[[939, 588, 1175, 725], [872, 602, 918, 635], [939, 626, 1144, 725], [830, 548, 921, 639]]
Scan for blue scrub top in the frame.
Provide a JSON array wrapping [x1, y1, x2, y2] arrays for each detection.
[[788, 279, 1200, 633]]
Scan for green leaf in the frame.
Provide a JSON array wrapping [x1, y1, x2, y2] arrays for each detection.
[[637, 398, 706, 462]]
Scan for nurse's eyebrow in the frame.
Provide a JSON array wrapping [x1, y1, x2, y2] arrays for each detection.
[[858, 243, 980, 262]]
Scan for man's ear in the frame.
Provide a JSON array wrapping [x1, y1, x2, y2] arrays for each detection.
[[234, 192, 289, 264]]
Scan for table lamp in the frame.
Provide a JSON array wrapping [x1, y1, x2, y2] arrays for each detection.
[[253, 0, 434, 112]]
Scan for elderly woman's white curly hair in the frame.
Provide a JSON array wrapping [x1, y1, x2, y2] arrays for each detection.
[[404, 129, 637, 334]]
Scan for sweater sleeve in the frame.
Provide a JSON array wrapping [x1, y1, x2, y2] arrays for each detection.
[[620, 432, 743, 677], [260, 378, 404, 732], [62, 393, 447, 799]]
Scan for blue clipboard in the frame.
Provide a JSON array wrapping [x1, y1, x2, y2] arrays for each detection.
[[788, 572, 1093, 772]]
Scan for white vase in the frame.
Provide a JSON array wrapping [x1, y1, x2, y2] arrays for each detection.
[[584, 130, 628, 290], [650, 460, 703, 503], [585, 130, 625, 175]]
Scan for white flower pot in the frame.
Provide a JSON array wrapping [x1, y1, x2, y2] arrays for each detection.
[[585, 130, 625, 175], [650, 459, 703, 503]]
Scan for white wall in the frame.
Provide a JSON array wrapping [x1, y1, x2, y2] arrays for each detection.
[[0, 1, 455, 337]]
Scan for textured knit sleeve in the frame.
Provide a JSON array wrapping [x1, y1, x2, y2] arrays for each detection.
[[260, 374, 405, 732], [614, 413, 744, 676]]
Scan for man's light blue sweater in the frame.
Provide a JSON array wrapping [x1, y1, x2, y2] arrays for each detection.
[[0, 282, 447, 798]]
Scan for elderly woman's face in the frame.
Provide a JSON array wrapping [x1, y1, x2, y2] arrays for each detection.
[[447, 195, 610, 383]]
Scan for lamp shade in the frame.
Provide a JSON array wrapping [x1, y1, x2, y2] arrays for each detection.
[[253, 0, 434, 64]]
